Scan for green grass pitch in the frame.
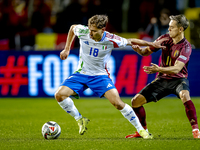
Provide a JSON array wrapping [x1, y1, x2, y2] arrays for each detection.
[[0, 97, 200, 150]]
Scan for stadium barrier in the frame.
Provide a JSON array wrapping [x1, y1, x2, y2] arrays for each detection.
[[0, 49, 200, 97]]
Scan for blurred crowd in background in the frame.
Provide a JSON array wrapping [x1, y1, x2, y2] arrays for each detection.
[[0, 0, 200, 50]]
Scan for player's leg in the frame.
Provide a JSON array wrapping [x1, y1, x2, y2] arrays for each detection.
[[55, 73, 90, 135], [126, 78, 169, 138], [132, 94, 148, 129], [104, 89, 152, 139], [179, 90, 200, 138], [88, 75, 152, 139], [174, 78, 200, 138], [103, 88, 125, 109], [125, 94, 148, 138], [55, 86, 82, 121]]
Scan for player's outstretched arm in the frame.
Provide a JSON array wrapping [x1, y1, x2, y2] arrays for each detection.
[[60, 25, 76, 60], [127, 38, 151, 46], [127, 38, 168, 49]]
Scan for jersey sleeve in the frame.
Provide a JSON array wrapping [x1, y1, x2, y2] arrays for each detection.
[[116, 36, 128, 48], [74, 25, 89, 38], [105, 32, 128, 48], [177, 44, 192, 64]]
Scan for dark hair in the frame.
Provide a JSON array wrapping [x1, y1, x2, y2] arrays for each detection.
[[88, 15, 108, 29], [169, 14, 189, 31]]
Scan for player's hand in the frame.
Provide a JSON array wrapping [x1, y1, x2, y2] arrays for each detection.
[[60, 49, 70, 60], [151, 37, 169, 49], [143, 63, 160, 74], [131, 45, 142, 52]]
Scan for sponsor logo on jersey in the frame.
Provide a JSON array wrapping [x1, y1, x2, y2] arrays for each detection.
[[173, 50, 179, 57], [84, 41, 89, 45]]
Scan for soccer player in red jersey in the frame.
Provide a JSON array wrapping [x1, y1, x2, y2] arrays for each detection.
[[125, 14, 200, 139]]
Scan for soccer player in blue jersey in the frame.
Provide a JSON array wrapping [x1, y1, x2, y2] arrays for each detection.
[[55, 15, 165, 139], [126, 14, 200, 139]]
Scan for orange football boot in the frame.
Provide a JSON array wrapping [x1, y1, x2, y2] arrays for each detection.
[[125, 131, 142, 138]]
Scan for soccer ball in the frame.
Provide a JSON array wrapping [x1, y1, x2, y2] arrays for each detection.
[[41, 121, 61, 139]]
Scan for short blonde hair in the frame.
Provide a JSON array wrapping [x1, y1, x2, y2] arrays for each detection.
[[88, 15, 108, 29]]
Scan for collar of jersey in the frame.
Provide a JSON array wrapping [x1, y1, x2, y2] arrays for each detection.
[[176, 37, 186, 44], [100, 32, 106, 42]]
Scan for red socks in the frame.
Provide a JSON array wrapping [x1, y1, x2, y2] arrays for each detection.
[[133, 100, 199, 131], [132, 106, 147, 128], [184, 100, 199, 130]]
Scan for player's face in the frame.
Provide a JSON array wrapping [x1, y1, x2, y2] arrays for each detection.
[[168, 20, 181, 38], [89, 24, 105, 41]]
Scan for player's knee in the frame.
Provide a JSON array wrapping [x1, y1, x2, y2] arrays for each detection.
[[179, 92, 184, 99], [54, 91, 68, 102], [131, 94, 145, 108], [179, 90, 190, 103], [131, 97, 139, 108], [54, 91, 61, 102]]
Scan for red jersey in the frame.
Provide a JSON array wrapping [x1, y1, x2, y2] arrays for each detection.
[[152, 34, 192, 79]]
